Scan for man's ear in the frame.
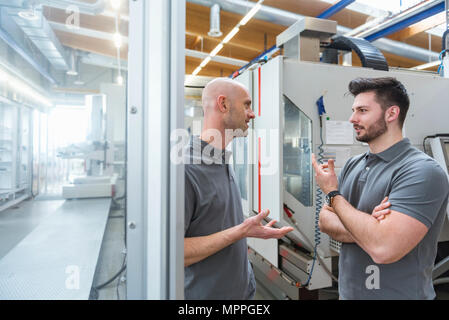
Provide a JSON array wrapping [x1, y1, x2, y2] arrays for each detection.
[[385, 105, 400, 123], [217, 95, 228, 113]]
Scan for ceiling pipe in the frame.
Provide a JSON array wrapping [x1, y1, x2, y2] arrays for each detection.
[[317, 0, 356, 19], [0, 26, 57, 84], [208, 3, 222, 37], [66, 49, 78, 76], [6, 4, 71, 71], [187, 0, 439, 62]]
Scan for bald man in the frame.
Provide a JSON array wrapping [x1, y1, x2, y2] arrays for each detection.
[[183, 78, 293, 299]]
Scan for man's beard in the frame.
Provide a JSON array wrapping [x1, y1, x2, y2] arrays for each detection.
[[355, 113, 387, 143], [225, 107, 248, 137]]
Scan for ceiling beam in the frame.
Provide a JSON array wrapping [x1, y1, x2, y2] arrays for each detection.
[[388, 11, 446, 41], [185, 32, 261, 61], [186, 56, 236, 77], [186, 48, 248, 66], [54, 30, 128, 59], [43, 6, 128, 35]]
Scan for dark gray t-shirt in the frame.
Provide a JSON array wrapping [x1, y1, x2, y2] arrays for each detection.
[[184, 136, 256, 300], [338, 138, 449, 300]]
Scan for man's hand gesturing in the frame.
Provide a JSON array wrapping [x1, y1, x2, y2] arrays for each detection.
[[311, 153, 339, 194], [242, 209, 294, 239]]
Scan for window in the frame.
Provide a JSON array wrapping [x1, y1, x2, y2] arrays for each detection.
[[283, 95, 313, 207]]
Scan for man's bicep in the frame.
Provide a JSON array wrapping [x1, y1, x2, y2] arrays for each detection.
[[388, 162, 449, 228], [380, 210, 428, 262]]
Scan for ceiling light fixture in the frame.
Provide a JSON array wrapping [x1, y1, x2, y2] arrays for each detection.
[[74, 72, 85, 85], [210, 43, 224, 57], [239, 2, 263, 26], [222, 27, 240, 44], [200, 56, 212, 68], [18, 9, 39, 21], [18, 3, 40, 21], [117, 74, 123, 85], [113, 32, 122, 48], [410, 60, 440, 70], [66, 50, 78, 76], [190, 0, 264, 76], [110, 0, 121, 11], [192, 66, 202, 76], [0, 67, 52, 107]]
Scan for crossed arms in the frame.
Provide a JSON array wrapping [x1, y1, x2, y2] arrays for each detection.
[[311, 154, 429, 264]]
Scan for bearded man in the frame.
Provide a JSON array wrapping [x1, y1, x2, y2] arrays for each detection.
[[312, 77, 449, 299]]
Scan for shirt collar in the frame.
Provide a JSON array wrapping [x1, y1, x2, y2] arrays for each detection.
[[190, 135, 233, 164], [365, 138, 411, 162]]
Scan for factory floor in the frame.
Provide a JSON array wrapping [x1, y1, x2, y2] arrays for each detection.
[[0, 197, 125, 300], [0, 198, 63, 260]]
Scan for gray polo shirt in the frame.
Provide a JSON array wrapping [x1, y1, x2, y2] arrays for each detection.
[[338, 138, 449, 300], [184, 135, 256, 300]]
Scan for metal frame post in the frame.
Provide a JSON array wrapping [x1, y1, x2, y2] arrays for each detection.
[[127, 0, 185, 299]]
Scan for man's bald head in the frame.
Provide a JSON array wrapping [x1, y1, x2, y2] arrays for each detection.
[[200, 77, 254, 136], [202, 77, 249, 112]]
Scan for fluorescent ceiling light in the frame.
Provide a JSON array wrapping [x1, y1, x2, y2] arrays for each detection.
[[110, 0, 121, 10], [222, 27, 240, 44], [0, 68, 52, 106], [239, 2, 262, 26], [410, 60, 440, 70], [117, 75, 124, 85], [210, 43, 224, 57], [192, 66, 202, 76], [114, 32, 122, 48], [200, 56, 212, 68]]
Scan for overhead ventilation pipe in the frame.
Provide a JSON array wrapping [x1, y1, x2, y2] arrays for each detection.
[[208, 3, 223, 37]]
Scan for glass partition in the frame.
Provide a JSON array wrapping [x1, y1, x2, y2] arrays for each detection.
[[283, 95, 313, 207]]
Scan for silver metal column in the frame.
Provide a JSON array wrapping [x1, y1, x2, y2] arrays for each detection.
[[127, 0, 185, 299]]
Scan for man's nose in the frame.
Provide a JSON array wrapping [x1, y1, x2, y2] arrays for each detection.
[[349, 112, 357, 124], [248, 109, 256, 119]]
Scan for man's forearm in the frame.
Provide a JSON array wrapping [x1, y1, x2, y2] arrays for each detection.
[[332, 195, 384, 257], [319, 211, 355, 243], [184, 224, 245, 267]]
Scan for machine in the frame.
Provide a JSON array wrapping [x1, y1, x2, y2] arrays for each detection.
[[59, 94, 116, 199], [230, 17, 449, 299]]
